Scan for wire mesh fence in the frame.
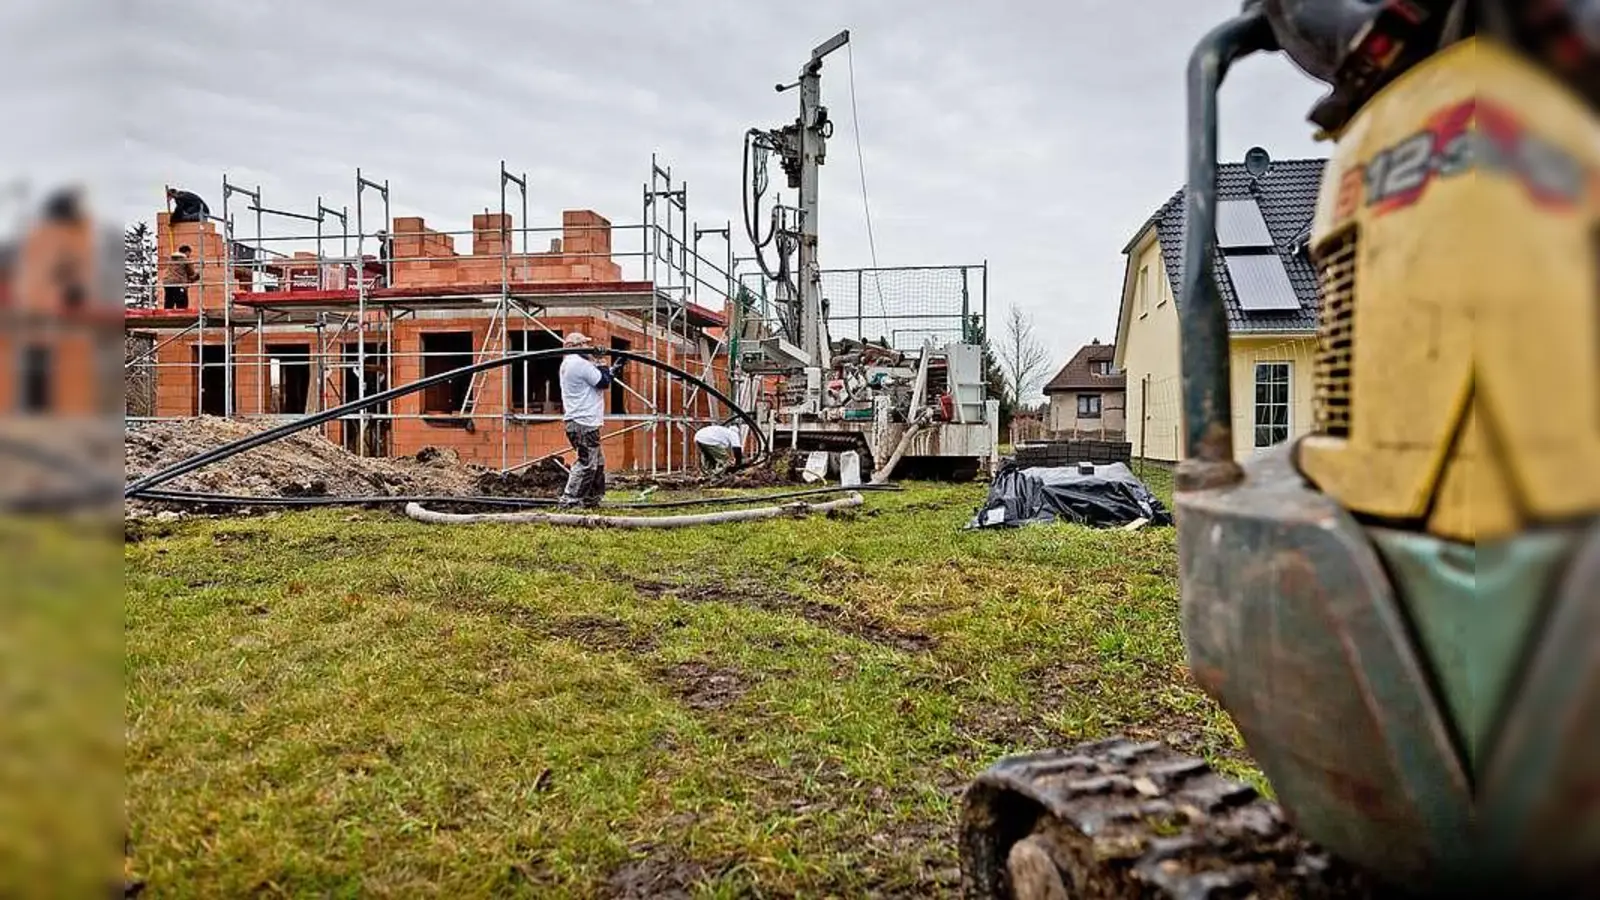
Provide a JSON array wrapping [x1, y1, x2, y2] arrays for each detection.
[[737, 264, 987, 353], [820, 265, 986, 350]]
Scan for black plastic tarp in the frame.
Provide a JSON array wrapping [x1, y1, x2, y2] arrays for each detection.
[[966, 461, 1173, 529]]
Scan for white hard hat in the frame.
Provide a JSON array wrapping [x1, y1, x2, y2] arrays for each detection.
[[563, 331, 593, 347]]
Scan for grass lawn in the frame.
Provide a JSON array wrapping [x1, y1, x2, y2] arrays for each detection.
[[125, 469, 1255, 898]]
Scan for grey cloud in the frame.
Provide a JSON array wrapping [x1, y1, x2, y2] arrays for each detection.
[[91, 0, 1330, 365]]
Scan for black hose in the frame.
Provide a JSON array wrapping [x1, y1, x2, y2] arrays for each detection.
[[124, 348, 768, 499], [133, 483, 901, 510]]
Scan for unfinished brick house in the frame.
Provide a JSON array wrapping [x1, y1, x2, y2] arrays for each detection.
[[1, 194, 124, 419], [125, 170, 735, 474]]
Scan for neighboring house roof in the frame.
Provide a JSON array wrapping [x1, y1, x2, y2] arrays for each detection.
[[1117, 157, 1327, 347], [1044, 340, 1127, 394]]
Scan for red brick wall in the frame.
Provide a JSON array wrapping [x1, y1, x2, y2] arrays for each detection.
[[141, 311, 729, 472], [389, 210, 623, 289], [154, 213, 250, 310]]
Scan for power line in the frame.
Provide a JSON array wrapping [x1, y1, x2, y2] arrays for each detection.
[[845, 41, 890, 324]]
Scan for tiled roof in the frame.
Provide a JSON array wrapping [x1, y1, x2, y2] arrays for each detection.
[[1149, 158, 1326, 334], [1044, 340, 1127, 394]]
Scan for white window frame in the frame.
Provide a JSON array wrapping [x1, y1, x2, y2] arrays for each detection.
[[1137, 265, 1151, 318], [1253, 361, 1292, 450]]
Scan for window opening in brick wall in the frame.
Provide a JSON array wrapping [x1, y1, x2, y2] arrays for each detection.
[[420, 332, 475, 416], [508, 330, 563, 413], [609, 336, 631, 415]]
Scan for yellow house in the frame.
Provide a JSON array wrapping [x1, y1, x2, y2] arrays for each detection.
[[1112, 154, 1326, 462]]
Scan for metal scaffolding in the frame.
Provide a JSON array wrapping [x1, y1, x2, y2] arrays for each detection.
[[128, 159, 740, 477]]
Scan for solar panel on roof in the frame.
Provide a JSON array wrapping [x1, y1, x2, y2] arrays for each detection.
[[1225, 254, 1301, 312], [1216, 199, 1274, 249]]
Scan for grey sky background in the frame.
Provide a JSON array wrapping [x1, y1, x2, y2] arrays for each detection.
[[24, 0, 1330, 377]]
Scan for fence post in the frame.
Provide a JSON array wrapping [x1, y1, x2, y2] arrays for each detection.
[[1139, 374, 1150, 481]]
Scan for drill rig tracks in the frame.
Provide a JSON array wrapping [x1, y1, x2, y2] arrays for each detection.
[[959, 738, 1386, 899]]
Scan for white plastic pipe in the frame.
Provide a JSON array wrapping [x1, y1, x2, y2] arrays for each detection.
[[403, 492, 863, 528]]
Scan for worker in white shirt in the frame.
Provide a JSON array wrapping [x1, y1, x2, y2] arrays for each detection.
[[557, 332, 625, 507], [693, 422, 746, 474]]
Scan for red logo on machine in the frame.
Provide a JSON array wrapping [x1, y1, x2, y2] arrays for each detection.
[[1364, 98, 1589, 214]]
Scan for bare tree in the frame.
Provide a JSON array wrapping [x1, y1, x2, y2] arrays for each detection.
[[997, 304, 1049, 406]]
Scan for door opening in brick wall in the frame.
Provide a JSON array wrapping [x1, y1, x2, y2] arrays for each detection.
[[193, 344, 230, 417], [508, 330, 563, 414], [420, 332, 474, 419], [266, 343, 312, 415], [341, 342, 389, 456], [20, 343, 52, 414], [609, 336, 631, 415]]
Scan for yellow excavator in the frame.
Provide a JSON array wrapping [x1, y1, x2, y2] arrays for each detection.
[[961, 1, 1600, 897]]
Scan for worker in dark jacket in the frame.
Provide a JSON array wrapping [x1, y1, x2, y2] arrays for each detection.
[[166, 188, 210, 224]]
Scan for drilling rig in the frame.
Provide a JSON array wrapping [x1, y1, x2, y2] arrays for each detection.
[[736, 30, 1000, 480]]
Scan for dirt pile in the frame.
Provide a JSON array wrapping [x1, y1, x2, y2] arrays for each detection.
[[475, 458, 570, 495], [633, 449, 802, 491], [125, 418, 480, 513]]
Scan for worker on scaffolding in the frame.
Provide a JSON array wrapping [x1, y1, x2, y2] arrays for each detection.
[[557, 332, 625, 508], [166, 188, 210, 224], [693, 422, 746, 475]]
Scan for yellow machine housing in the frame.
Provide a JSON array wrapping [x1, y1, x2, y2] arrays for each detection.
[[1298, 38, 1600, 544]]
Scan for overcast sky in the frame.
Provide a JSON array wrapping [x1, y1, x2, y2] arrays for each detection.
[[13, 0, 1328, 372]]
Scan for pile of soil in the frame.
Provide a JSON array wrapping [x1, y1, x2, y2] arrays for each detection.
[[124, 418, 480, 515], [631, 449, 802, 490], [474, 458, 570, 495]]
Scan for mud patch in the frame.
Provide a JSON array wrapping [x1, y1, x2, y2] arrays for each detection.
[[603, 847, 712, 899], [656, 660, 748, 711], [547, 615, 658, 654], [437, 598, 658, 654], [632, 576, 933, 653]]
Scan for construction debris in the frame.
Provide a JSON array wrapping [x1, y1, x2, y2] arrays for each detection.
[[124, 418, 481, 515]]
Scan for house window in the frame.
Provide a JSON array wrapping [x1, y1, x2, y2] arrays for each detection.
[[19, 344, 51, 413], [1254, 362, 1292, 449], [1077, 394, 1102, 419], [1092, 360, 1113, 376], [1138, 265, 1151, 317], [420, 332, 475, 415], [507, 330, 564, 413]]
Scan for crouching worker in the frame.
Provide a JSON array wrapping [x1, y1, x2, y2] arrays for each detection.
[[558, 332, 626, 508], [693, 422, 746, 475]]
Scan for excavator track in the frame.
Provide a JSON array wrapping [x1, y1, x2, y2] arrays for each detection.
[[959, 737, 1389, 899]]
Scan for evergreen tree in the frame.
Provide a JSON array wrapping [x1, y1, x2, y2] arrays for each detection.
[[124, 222, 156, 308]]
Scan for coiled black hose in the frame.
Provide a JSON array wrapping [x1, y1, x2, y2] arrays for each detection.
[[124, 348, 768, 499]]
